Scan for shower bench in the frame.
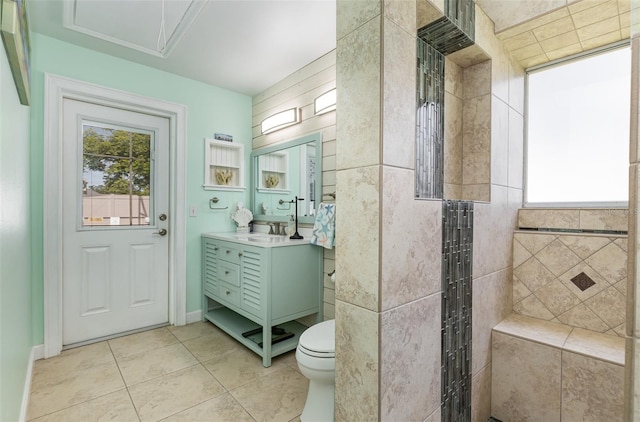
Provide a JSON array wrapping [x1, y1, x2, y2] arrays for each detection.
[[491, 314, 624, 421]]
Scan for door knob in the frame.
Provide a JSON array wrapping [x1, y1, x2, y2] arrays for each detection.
[[154, 229, 168, 236]]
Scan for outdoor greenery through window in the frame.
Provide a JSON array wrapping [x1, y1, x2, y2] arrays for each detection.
[[526, 45, 630, 206], [82, 123, 153, 226]]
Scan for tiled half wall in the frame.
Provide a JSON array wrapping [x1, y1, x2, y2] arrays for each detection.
[[512, 209, 628, 336]]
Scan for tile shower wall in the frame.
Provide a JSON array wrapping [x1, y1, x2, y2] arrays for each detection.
[[335, 1, 524, 421], [444, 5, 525, 421], [512, 212, 628, 336], [252, 51, 337, 321]]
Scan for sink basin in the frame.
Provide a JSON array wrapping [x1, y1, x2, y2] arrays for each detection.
[[232, 233, 288, 243]]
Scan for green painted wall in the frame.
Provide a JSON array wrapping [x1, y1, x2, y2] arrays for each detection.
[[0, 37, 33, 420], [30, 34, 253, 343]]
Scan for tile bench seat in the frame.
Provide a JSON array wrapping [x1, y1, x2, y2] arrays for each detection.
[[491, 314, 624, 422]]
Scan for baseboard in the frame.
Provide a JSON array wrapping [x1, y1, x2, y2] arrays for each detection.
[[33, 344, 44, 361], [19, 345, 40, 422], [186, 310, 202, 324]]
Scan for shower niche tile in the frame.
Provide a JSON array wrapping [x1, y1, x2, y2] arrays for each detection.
[[416, 0, 490, 202], [443, 53, 492, 203], [416, 29, 491, 202]]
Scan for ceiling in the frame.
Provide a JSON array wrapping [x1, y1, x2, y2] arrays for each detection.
[[28, 0, 629, 98], [28, 0, 337, 96], [478, 0, 630, 69]]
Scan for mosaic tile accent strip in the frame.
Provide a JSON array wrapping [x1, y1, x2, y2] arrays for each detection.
[[416, 39, 444, 199], [416, 0, 475, 199], [512, 232, 627, 336], [417, 0, 475, 56], [571, 272, 596, 292], [442, 200, 474, 421]]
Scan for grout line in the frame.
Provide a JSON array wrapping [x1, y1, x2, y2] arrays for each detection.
[[107, 341, 142, 422]]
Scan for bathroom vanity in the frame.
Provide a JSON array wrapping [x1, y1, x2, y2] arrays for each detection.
[[202, 232, 322, 367]]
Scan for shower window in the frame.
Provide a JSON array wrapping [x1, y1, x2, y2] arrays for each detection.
[[525, 44, 630, 207]]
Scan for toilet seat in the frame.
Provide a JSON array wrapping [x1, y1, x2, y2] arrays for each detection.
[[298, 319, 335, 358]]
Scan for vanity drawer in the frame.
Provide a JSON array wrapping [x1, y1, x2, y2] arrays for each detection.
[[219, 283, 240, 307], [203, 282, 217, 299], [219, 243, 240, 264], [219, 261, 240, 287]]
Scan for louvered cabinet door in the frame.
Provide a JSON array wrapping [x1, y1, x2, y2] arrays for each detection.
[[238, 246, 265, 318], [202, 238, 219, 299]]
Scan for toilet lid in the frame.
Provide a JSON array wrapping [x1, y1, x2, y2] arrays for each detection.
[[299, 319, 335, 354]]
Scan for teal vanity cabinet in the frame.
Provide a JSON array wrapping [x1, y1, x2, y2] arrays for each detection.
[[201, 233, 322, 367]]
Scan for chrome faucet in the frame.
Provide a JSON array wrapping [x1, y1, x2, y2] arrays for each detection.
[[267, 222, 284, 235], [273, 222, 281, 235]]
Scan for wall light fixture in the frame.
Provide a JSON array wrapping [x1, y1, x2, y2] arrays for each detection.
[[314, 88, 336, 115], [261, 108, 301, 135]]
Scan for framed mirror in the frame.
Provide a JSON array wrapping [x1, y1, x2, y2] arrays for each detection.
[[250, 132, 322, 224]]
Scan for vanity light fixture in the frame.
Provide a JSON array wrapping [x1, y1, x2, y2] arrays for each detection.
[[261, 108, 301, 135], [314, 88, 336, 115]]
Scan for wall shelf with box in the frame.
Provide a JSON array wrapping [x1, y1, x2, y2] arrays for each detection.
[[203, 138, 245, 191], [257, 150, 289, 193]]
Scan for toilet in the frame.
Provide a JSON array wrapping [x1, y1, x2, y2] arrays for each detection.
[[296, 319, 335, 422]]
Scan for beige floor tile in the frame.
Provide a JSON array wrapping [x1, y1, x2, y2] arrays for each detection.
[[117, 343, 199, 386], [28, 361, 125, 420], [32, 342, 114, 382], [128, 365, 225, 422], [203, 346, 287, 390], [168, 320, 219, 342], [273, 350, 300, 371], [108, 328, 178, 359], [28, 389, 138, 422], [181, 331, 241, 362], [162, 393, 255, 421], [230, 367, 308, 422]]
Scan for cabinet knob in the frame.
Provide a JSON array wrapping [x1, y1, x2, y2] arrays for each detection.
[[225, 270, 229, 275], [225, 290, 231, 295], [226, 250, 230, 254], [238, 252, 243, 257], [214, 247, 219, 251]]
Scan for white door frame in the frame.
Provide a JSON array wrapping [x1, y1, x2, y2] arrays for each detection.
[[43, 74, 187, 358]]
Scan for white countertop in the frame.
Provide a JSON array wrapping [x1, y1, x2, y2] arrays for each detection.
[[202, 232, 312, 248]]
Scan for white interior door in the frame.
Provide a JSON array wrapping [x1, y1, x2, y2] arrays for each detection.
[[62, 98, 170, 346]]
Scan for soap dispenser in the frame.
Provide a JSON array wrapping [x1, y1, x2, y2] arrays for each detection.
[[287, 215, 295, 236]]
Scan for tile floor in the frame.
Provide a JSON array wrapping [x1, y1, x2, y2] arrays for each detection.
[[27, 321, 309, 422]]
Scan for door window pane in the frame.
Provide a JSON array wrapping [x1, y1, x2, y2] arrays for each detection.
[[82, 124, 153, 226]]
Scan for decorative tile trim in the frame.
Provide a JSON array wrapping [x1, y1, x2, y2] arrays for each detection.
[[520, 227, 627, 235], [442, 200, 474, 420], [418, 0, 475, 56], [416, 39, 444, 199]]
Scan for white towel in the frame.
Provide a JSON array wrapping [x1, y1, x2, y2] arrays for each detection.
[[310, 203, 336, 249]]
